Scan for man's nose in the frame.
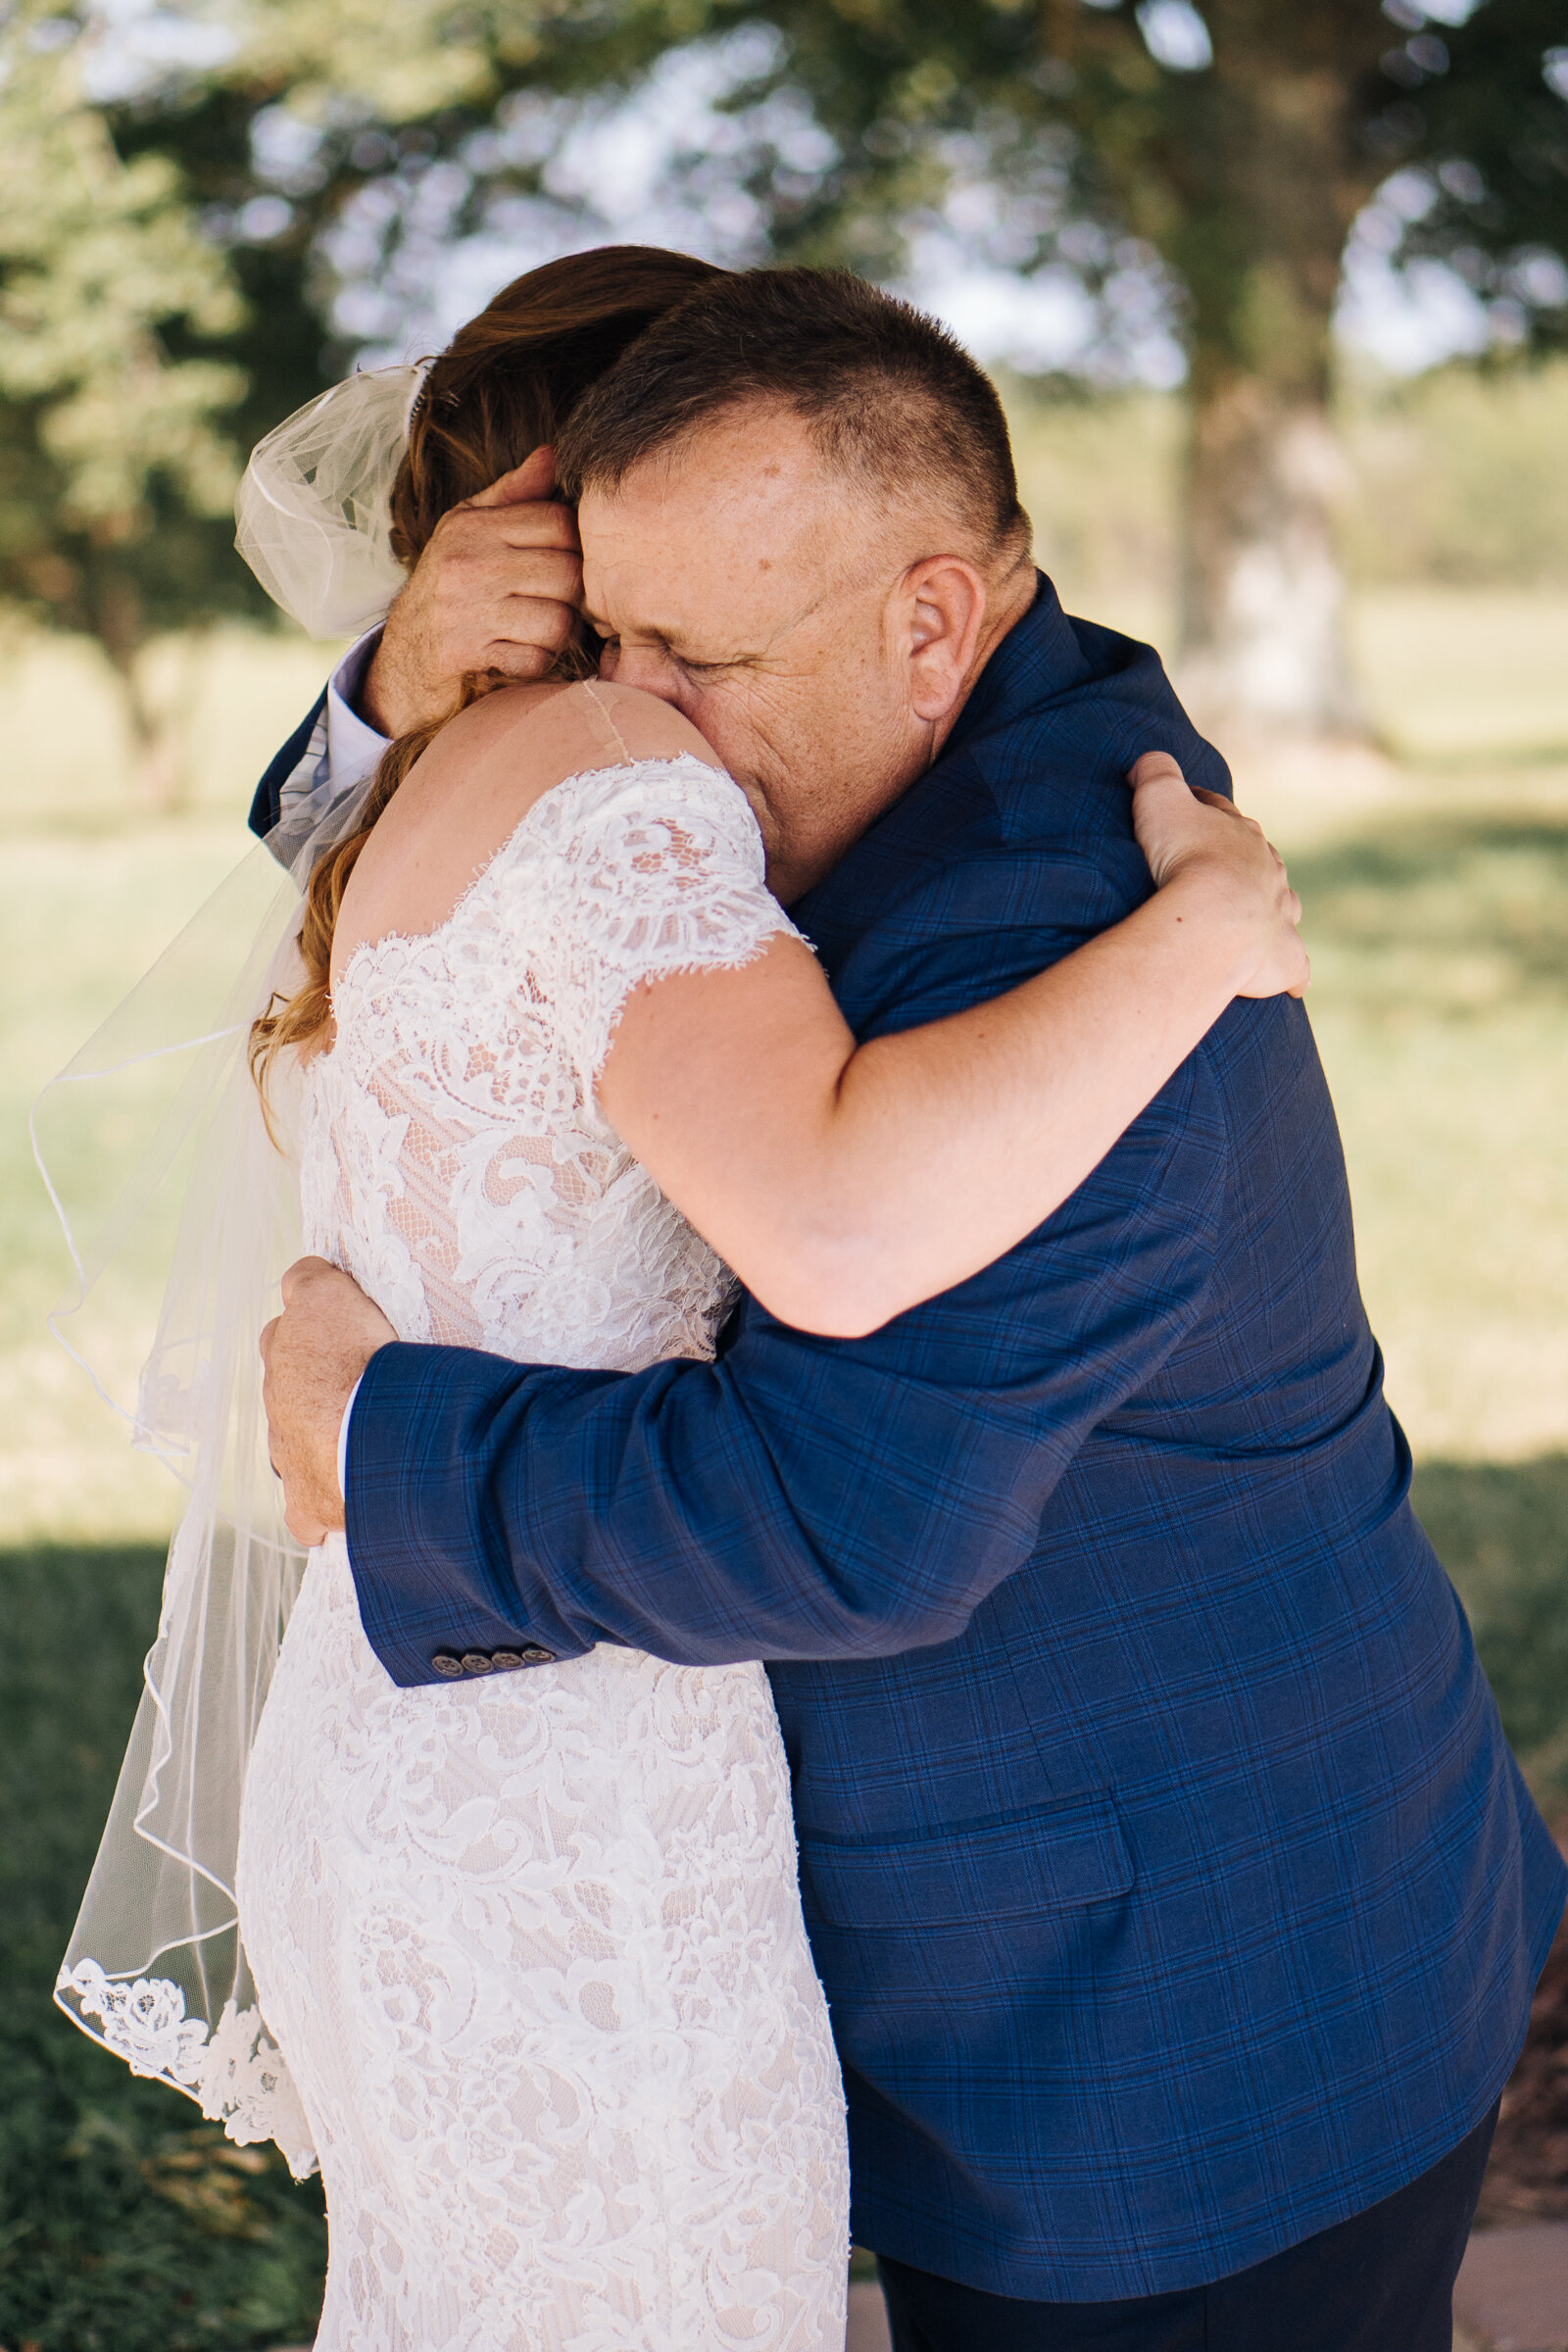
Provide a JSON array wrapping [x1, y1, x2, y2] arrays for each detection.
[[604, 642, 683, 708]]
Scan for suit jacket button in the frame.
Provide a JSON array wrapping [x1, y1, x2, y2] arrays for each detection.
[[519, 1645, 556, 1665], [431, 1652, 465, 1678], [489, 1649, 524, 1672], [461, 1650, 496, 1676]]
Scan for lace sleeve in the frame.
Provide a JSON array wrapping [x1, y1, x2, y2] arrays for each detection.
[[536, 754, 805, 1091]]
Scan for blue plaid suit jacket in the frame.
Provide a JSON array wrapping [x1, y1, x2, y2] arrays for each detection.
[[289, 583, 1564, 2300]]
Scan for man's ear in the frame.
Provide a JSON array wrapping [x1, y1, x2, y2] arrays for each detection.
[[901, 556, 989, 723]]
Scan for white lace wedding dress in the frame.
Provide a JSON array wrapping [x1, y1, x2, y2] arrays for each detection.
[[235, 736, 849, 2351]]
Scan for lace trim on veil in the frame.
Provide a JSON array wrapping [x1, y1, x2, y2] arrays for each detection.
[[58, 1959, 318, 2177]]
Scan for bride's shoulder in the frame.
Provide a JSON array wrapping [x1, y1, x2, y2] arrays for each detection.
[[495, 676, 726, 789], [573, 679, 722, 771], [484, 681, 746, 851], [407, 677, 725, 828], [443, 677, 720, 773]]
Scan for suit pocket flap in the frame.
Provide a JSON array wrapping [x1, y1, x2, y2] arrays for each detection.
[[800, 1788, 1134, 1933]]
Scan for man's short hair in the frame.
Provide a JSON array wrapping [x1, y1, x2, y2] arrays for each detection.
[[555, 266, 1029, 558]]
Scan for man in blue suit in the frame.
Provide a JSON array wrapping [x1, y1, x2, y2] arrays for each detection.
[[259, 268, 1563, 2350]]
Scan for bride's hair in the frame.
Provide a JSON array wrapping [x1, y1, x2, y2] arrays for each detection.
[[250, 245, 723, 1092]]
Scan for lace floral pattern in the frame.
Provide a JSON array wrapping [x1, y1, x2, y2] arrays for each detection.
[[197, 1998, 317, 2176], [297, 753, 799, 1373], [235, 747, 848, 2349], [57, 1963, 317, 2179], [59, 1957, 211, 2086]]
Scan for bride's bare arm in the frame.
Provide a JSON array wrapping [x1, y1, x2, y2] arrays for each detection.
[[587, 715, 1306, 1341]]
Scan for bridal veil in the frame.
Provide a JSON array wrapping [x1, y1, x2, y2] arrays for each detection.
[[36, 366, 423, 2172]]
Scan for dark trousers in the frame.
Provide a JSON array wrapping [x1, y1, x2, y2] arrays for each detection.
[[877, 2102, 1497, 2352]]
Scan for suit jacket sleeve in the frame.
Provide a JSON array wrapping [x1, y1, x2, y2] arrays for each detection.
[[249, 691, 326, 840], [247, 629, 388, 842], [344, 848, 1234, 1686]]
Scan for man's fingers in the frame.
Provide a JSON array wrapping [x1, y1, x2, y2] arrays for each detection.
[[486, 588, 583, 649], [477, 642, 567, 685], [424, 546, 582, 633], [283, 1497, 328, 1546], [463, 514, 582, 566], [492, 548, 582, 602], [1128, 751, 1187, 792], [436, 537, 581, 593], [484, 504, 581, 553], [279, 1253, 339, 1309], [466, 445, 558, 510], [427, 500, 581, 566], [276, 1254, 397, 1353]]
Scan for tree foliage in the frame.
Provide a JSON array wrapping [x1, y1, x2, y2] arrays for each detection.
[[0, 0, 249, 719], [515, 0, 1568, 367], [590, 0, 1565, 725], [0, 0, 540, 792], [2, 0, 1566, 737]]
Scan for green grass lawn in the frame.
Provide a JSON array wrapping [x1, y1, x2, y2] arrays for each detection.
[[1295, 804, 1568, 1466], [1, 822, 261, 1542], [0, 1544, 327, 2352]]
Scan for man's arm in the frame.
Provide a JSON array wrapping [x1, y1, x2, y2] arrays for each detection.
[[248, 691, 326, 842], [343, 1048, 1228, 1683], [248, 632, 389, 842], [328, 841, 1237, 1684]]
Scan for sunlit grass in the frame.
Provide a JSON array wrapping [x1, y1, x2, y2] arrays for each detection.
[[1295, 810, 1568, 1463], [2, 823, 258, 1540], [1350, 591, 1568, 764], [0, 624, 341, 833], [1412, 1459, 1568, 1804]]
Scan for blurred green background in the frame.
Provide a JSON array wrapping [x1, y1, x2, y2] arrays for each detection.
[[4, 0, 1568, 2340]]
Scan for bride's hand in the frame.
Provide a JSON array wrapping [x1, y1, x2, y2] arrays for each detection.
[[1128, 753, 1310, 1002]]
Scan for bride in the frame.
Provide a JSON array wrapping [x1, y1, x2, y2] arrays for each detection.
[[52, 251, 1305, 2352]]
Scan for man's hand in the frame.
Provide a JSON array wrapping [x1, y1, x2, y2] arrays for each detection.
[[261, 1256, 396, 1547], [362, 445, 583, 738], [1128, 752, 1309, 1002]]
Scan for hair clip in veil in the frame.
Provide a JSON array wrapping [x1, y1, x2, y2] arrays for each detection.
[[235, 363, 429, 641]]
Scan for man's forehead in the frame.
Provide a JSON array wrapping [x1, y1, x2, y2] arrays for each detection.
[[578, 414, 856, 647], [584, 405, 858, 551]]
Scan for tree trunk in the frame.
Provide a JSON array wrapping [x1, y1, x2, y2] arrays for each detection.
[[1155, 4, 1390, 738], [112, 654, 187, 814], [1180, 355, 1362, 736], [90, 566, 189, 813]]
